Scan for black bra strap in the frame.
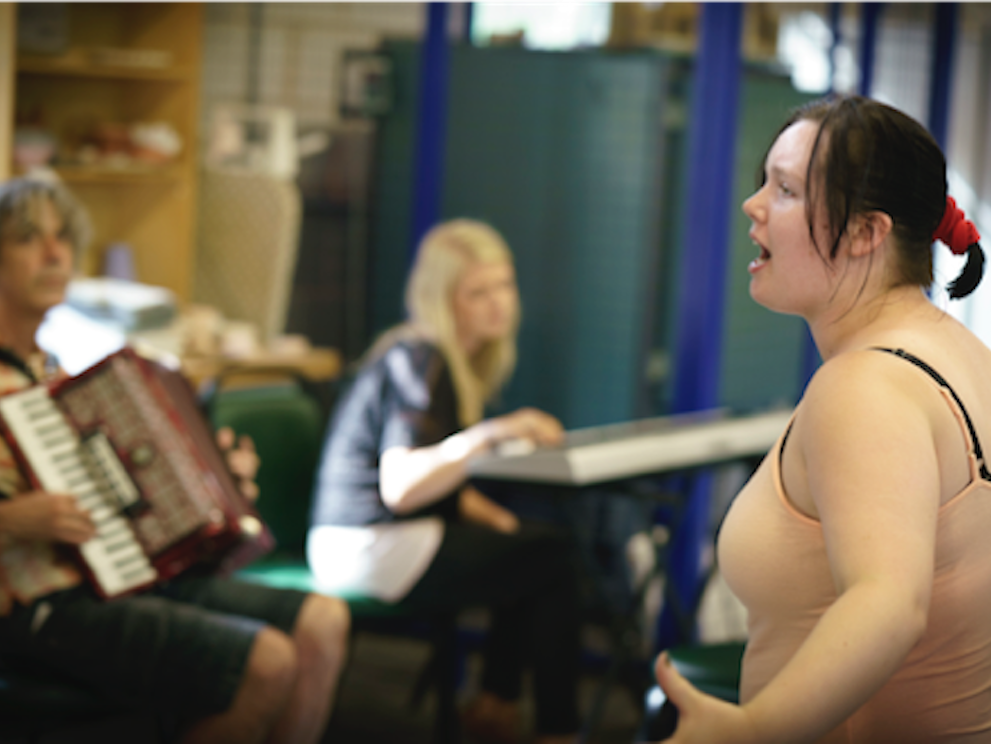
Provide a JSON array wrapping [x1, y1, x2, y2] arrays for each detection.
[[874, 347, 991, 481]]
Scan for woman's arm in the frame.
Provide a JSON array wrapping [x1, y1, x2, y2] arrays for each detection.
[[658, 353, 941, 743], [380, 407, 563, 515], [458, 485, 520, 533]]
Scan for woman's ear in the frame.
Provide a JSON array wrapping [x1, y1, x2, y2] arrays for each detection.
[[848, 211, 894, 257]]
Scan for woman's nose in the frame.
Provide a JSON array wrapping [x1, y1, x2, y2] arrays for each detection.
[[742, 188, 764, 221]]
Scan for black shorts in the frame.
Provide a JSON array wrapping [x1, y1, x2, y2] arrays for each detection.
[[0, 572, 308, 719]]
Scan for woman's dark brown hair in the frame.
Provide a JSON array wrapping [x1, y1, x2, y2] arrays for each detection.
[[765, 95, 984, 299]]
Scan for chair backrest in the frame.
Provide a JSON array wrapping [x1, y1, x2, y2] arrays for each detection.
[[195, 168, 302, 342], [208, 377, 327, 559]]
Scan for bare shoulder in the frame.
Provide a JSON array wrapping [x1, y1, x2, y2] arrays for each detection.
[[798, 349, 937, 443], [783, 349, 945, 520]]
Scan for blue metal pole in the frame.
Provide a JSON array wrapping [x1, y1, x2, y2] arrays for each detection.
[[410, 3, 451, 263], [464, 2, 474, 45], [802, 2, 843, 390], [669, 6, 742, 417], [858, 3, 883, 97], [928, 2, 958, 150], [658, 2, 743, 651], [828, 3, 842, 93]]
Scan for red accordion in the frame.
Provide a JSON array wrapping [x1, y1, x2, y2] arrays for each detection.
[[0, 348, 274, 599]]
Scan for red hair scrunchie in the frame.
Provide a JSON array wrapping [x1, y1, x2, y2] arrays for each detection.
[[933, 196, 981, 255]]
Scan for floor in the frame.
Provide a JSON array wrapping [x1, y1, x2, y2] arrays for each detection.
[[325, 624, 649, 744], [2, 623, 649, 744], [321, 559, 750, 744]]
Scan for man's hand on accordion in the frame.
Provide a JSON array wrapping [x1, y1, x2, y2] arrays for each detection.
[[0, 492, 96, 544], [216, 426, 261, 502]]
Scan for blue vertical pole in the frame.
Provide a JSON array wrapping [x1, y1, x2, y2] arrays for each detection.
[[410, 3, 451, 263], [858, 3, 883, 97], [828, 3, 842, 93], [464, 3, 474, 45], [795, 3, 845, 395], [802, 3, 844, 391], [658, 2, 743, 651], [928, 2, 957, 150]]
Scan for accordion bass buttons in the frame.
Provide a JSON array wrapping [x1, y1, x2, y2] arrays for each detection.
[[130, 443, 155, 467], [239, 515, 263, 537]]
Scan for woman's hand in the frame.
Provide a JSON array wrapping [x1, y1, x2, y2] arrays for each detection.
[[458, 486, 520, 533], [653, 653, 760, 744], [0, 492, 95, 544], [381, 408, 561, 516], [216, 426, 261, 502], [483, 407, 564, 449]]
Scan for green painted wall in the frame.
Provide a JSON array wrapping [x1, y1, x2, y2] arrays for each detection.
[[369, 44, 813, 428]]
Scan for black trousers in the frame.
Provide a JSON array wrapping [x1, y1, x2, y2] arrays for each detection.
[[400, 521, 581, 736]]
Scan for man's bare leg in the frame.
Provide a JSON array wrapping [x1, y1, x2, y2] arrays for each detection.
[[181, 626, 298, 744], [267, 594, 351, 744]]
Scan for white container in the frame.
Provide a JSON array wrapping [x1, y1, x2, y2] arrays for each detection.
[[205, 104, 298, 180]]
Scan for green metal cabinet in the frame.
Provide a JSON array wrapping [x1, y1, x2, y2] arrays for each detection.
[[369, 44, 813, 428]]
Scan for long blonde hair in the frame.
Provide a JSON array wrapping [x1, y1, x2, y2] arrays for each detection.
[[370, 219, 519, 426]]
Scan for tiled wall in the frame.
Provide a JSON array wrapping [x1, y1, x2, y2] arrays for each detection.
[[200, 3, 424, 133]]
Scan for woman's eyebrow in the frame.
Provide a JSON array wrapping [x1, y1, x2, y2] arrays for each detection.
[[769, 164, 803, 184]]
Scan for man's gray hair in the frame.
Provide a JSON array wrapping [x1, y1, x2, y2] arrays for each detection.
[[0, 178, 92, 258]]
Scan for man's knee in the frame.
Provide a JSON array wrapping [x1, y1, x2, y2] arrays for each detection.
[[244, 626, 299, 700], [296, 594, 351, 661]]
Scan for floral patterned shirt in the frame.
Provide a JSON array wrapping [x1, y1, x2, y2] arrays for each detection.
[[0, 350, 82, 615]]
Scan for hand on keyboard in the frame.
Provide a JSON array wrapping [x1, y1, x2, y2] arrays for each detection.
[[485, 407, 564, 449], [494, 438, 538, 458], [0, 491, 96, 544]]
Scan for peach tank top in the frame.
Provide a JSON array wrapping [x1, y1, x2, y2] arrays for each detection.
[[719, 350, 991, 743]]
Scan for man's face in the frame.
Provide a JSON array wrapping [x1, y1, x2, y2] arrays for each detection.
[[0, 197, 74, 318]]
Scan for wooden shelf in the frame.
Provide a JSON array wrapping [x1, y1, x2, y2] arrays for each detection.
[[52, 164, 186, 185], [6, 3, 204, 302], [18, 55, 193, 82]]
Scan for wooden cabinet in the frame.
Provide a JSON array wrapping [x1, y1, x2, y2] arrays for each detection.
[[8, 3, 202, 300], [1, 5, 16, 181]]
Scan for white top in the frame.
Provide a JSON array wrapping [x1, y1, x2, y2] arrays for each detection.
[[306, 517, 444, 602]]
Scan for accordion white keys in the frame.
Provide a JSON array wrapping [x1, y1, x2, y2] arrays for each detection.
[[0, 348, 274, 599]]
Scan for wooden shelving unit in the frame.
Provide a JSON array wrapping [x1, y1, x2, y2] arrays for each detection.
[[8, 3, 203, 300], [18, 56, 196, 82], [0, 5, 15, 182]]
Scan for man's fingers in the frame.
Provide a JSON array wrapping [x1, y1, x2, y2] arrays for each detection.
[[216, 426, 235, 450]]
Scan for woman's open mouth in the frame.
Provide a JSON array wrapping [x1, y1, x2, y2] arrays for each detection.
[[748, 242, 771, 273]]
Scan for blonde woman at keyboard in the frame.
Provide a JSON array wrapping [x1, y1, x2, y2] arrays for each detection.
[[654, 96, 991, 743], [0, 178, 350, 744], [308, 219, 581, 744]]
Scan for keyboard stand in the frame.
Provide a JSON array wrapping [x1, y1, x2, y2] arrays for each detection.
[[468, 408, 789, 743]]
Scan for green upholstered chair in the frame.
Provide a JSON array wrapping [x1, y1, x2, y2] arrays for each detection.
[[637, 641, 745, 740], [208, 378, 327, 561]]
